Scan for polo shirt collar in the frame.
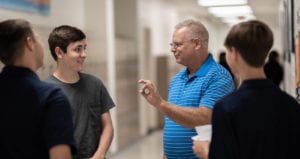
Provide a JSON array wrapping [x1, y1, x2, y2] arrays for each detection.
[[2, 66, 37, 78], [183, 54, 214, 78]]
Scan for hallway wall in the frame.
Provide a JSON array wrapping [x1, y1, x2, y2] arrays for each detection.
[[0, 0, 108, 81], [282, 0, 299, 97]]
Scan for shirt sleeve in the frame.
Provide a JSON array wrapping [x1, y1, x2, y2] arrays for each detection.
[[200, 74, 234, 109], [43, 88, 77, 154], [99, 83, 115, 114]]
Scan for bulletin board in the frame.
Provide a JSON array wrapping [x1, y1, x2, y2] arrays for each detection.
[[0, 0, 50, 15]]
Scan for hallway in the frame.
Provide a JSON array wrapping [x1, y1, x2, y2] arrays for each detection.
[[109, 130, 163, 159], [0, 1, 299, 158]]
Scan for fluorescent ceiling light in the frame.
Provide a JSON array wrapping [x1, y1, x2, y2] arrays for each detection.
[[198, 0, 247, 7], [208, 5, 253, 18], [222, 14, 256, 25]]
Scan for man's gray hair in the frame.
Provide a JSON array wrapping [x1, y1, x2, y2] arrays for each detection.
[[175, 19, 209, 47]]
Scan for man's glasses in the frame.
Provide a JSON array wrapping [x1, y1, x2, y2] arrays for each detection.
[[169, 40, 191, 49]]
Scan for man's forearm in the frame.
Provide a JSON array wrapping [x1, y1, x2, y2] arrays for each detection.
[[157, 101, 212, 128]]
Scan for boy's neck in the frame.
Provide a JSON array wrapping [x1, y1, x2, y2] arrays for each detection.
[[239, 67, 266, 82], [53, 69, 80, 84]]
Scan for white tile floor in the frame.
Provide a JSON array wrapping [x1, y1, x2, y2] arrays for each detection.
[[108, 130, 163, 159]]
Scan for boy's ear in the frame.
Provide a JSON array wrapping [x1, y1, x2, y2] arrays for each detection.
[[231, 47, 239, 61], [55, 47, 64, 59]]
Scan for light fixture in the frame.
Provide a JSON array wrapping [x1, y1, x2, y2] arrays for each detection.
[[222, 14, 256, 25], [198, 0, 255, 26], [208, 5, 253, 17], [198, 0, 247, 7]]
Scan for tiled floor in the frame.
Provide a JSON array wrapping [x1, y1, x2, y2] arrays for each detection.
[[108, 130, 163, 159]]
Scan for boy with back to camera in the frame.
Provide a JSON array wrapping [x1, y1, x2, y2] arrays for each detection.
[[0, 19, 76, 159], [193, 20, 300, 159]]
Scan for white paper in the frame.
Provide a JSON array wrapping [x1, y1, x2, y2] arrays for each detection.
[[192, 124, 212, 141]]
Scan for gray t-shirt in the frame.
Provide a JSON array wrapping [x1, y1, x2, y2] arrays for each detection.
[[45, 73, 115, 158]]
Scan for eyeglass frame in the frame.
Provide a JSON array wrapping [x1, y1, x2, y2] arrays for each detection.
[[169, 38, 199, 49]]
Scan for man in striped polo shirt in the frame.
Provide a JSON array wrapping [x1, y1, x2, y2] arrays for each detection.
[[139, 19, 235, 159]]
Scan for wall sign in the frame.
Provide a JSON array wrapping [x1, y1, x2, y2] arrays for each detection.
[[0, 0, 50, 15]]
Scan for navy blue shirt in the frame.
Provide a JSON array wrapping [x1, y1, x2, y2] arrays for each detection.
[[0, 66, 76, 159], [209, 79, 300, 159]]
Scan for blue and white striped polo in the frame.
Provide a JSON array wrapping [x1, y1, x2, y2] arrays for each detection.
[[164, 54, 235, 159]]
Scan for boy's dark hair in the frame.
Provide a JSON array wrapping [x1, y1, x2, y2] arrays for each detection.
[[0, 19, 34, 65], [224, 20, 273, 67], [48, 25, 86, 61]]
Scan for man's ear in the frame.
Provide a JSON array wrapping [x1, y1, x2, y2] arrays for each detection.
[[25, 36, 34, 51], [55, 47, 64, 59], [194, 38, 201, 50]]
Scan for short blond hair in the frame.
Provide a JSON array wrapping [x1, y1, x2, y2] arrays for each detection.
[[175, 19, 209, 47]]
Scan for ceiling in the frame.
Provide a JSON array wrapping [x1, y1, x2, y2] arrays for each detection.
[[163, 0, 281, 28]]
